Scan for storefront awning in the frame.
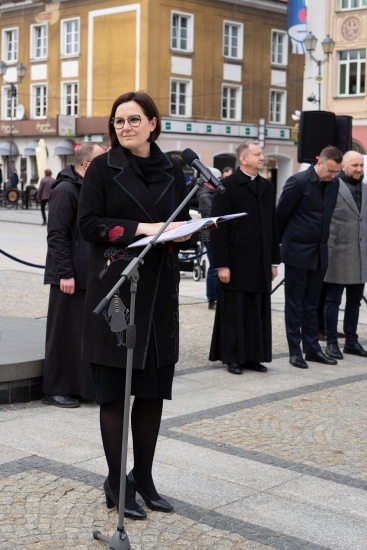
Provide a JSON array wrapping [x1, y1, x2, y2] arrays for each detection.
[[23, 140, 39, 156], [54, 139, 75, 156], [0, 141, 19, 156]]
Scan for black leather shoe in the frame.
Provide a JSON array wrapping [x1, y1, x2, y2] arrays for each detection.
[[245, 362, 268, 372], [103, 478, 147, 520], [289, 355, 308, 369], [343, 342, 367, 357], [227, 362, 242, 374], [305, 351, 337, 365], [208, 301, 216, 310], [326, 342, 343, 359], [128, 471, 173, 513], [42, 395, 79, 408]]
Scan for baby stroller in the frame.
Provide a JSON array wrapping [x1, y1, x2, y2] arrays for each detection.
[[179, 231, 206, 281]]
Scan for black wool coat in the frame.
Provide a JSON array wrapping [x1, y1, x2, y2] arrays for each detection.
[[44, 165, 90, 289], [78, 145, 190, 370], [277, 164, 339, 271], [210, 167, 280, 293]]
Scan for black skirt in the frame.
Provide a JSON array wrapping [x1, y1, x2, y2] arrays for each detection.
[[209, 290, 272, 365], [42, 285, 96, 400], [92, 337, 174, 404]]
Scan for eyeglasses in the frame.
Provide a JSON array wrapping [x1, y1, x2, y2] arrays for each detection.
[[321, 161, 341, 175], [111, 115, 149, 129]]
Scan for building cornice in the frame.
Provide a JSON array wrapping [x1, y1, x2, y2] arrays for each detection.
[[219, 0, 287, 14], [0, 1, 44, 13]]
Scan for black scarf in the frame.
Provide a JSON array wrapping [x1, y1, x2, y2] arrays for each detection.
[[123, 142, 166, 184], [339, 170, 363, 212]]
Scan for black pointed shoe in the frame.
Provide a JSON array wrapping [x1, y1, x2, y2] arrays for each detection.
[[128, 471, 173, 513], [289, 355, 308, 369], [326, 342, 343, 360], [103, 478, 147, 520], [305, 351, 337, 365], [343, 342, 367, 357], [227, 362, 242, 375]]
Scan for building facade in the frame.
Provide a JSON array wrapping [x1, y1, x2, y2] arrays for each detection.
[[303, 0, 366, 153], [0, 0, 303, 199]]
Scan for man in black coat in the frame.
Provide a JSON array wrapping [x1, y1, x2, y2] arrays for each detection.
[[277, 146, 343, 369], [42, 142, 104, 407], [209, 140, 280, 375]]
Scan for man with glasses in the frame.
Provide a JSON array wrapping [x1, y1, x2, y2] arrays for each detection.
[[277, 146, 343, 369], [324, 151, 367, 360], [42, 141, 104, 408]]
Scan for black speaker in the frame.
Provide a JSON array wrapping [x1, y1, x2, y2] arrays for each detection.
[[334, 115, 353, 154], [297, 111, 336, 163]]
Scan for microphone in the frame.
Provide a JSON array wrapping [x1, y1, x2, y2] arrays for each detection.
[[182, 149, 226, 193]]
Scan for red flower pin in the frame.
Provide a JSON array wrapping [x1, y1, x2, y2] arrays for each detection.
[[109, 226, 124, 242]]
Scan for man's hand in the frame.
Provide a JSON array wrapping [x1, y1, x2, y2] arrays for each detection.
[[218, 267, 231, 283], [271, 266, 278, 281], [60, 278, 75, 295]]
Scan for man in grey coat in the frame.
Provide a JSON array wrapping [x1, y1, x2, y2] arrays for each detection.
[[324, 151, 367, 359]]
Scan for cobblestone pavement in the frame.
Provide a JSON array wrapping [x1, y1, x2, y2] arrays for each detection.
[[2, 211, 367, 549]]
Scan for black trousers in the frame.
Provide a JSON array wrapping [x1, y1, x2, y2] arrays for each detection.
[[40, 199, 48, 223], [284, 264, 326, 355]]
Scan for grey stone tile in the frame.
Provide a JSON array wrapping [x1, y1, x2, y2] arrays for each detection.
[[155, 439, 301, 491], [151, 462, 257, 509], [269, 475, 367, 520], [216, 493, 367, 550], [0, 444, 31, 464]]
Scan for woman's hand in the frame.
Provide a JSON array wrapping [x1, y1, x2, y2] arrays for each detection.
[[136, 221, 186, 237]]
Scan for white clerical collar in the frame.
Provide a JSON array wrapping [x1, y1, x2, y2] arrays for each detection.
[[240, 169, 257, 181]]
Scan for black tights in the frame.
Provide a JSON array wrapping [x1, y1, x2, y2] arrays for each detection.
[[100, 396, 163, 507]]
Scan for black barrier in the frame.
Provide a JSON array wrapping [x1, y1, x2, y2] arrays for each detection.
[[0, 248, 45, 268]]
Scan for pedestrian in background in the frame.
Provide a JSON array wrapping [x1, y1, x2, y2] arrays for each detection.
[[37, 169, 55, 226], [277, 146, 343, 369], [10, 169, 18, 187], [324, 151, 367, 359], [209, 140, 280, 375], [42, 141, 104, 408], [222, 166, 233, 178], [197, 167, 222, 309]]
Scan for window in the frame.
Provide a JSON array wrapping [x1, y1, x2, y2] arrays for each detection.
[[61, 18, 79, 56], [3, 28, 18, 63], [170, 79, 192, 116], [171, 12, 193, 52], [269, 90, 286, 124], [32, 85, 47, 118], [271, 30, 288, 66], [222, 86, 241, 120], [341, 0, 367, 9], [62, 82, 78, 115], [338, 49, 365, 96], [31, 24, 47, 60], [223, 22, 243, 60], [2, 85, 17, 119]]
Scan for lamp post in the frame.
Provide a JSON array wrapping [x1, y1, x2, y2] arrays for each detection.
[[0, 61, 26, 186], [303, 32, 335, 110]]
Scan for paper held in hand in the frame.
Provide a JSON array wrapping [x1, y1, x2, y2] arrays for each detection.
[[127, 212, 248, 249]]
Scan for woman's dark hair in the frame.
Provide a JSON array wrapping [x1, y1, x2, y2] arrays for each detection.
[[108, 91, 161, 148]]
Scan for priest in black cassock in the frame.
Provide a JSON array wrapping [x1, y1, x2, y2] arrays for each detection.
[[209, 140, 280, 374]]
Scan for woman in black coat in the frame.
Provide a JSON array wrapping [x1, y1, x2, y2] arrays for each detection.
[[78, 91, 191, 519]]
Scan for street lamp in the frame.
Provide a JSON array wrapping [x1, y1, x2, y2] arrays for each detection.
[[303, 32, 335, 110], [0, 61, 26, 186]]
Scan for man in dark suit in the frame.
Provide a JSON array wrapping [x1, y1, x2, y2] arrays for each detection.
[[209, 140, 280, 375], [277, 146, 343, 369]]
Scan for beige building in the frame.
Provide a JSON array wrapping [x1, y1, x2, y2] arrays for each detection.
[[0, 0, 303, 199], [303, 0, 366, 153]]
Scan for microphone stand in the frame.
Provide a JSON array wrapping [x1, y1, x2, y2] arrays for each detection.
[[92, 174, 217, 549]]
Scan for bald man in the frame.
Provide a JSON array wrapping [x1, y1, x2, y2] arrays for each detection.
[[324, 151, 367, 359]]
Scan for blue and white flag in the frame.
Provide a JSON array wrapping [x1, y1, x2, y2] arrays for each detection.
[[287, 0, 307, 54]]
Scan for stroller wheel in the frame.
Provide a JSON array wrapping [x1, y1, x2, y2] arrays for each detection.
[[193, 265, 201, 281]]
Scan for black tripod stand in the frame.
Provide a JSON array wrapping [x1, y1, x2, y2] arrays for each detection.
[[92, 174, 224, 549]]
